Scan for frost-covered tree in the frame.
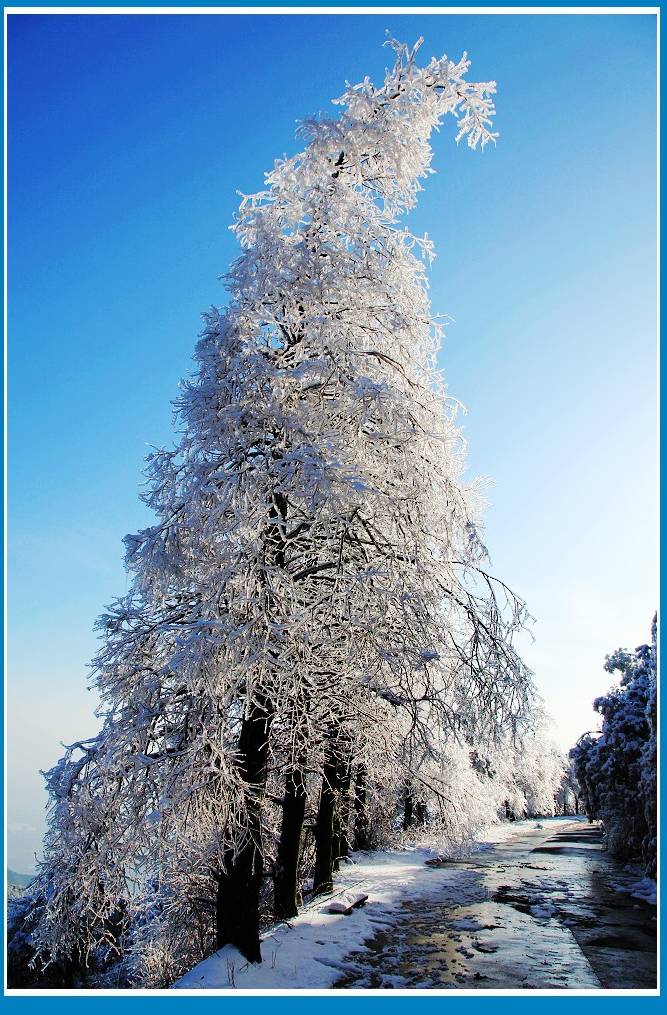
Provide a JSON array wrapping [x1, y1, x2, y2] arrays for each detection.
[[398, 737, 506, 850], [391, 712, 567, 852], [555, 759, 582, 816], [29, 38, 533, 983], [640, 617, 658, 877], [570, 615, 657, 875], [511, 728, 566, 818]]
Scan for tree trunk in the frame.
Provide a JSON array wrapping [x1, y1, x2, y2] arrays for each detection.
[[313, 744, 342, 894], [574, 794, 579, 816], [273, 764, 307, 921], [403, 784, 415, 830], [332, 805, 342, 874], [338, 757, 353, 861], [331, 754, 352, 872], [216, 693, 272, 963], [415, 799, 428, 826], [353, 763, 370, 850]]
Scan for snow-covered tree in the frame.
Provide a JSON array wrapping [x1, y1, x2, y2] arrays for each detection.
[[640, 617, 658, 877], [555, 759, 582, 816], [392, 712, 568, 851], [511, 728, 567, 818], [30, 38, 533, 983], [570, 616, 657, 875]]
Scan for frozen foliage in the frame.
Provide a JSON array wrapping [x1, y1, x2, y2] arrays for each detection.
[[393, 713, 569, 859], [25, 39, 535, 987], [570, 616, 657, 876], [510, 726, 568, 819]]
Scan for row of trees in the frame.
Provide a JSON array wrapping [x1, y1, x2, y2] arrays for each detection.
[[11, 724, 573, 987], [570, 616, 657, 878], [383, 718, 575, 849], [9, 40, 571, 989]]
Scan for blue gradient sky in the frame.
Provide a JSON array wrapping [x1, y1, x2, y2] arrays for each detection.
[[8, 12, 657, 872]]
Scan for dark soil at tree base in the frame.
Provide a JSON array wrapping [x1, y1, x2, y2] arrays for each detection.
[[333, 821, 656, 989]]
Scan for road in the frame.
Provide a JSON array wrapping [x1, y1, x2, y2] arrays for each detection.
[[334, 820, 657, 990]]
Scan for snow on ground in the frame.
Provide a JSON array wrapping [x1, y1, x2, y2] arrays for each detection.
[[608, 871, 657, 906], [630, 878, 658, 905], [174, 847, 469, 989], [529, 902, 557, 921], [173, 817, 577, 991]]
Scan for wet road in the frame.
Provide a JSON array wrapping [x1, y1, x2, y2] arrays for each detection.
[[334, 820, 657, 990]]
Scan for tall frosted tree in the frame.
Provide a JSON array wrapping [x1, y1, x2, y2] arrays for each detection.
[[31, 38, 532, 981], [570, 616, 657, 876]]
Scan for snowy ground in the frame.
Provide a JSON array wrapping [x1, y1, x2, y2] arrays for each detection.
[[174, 817, 656, 992], [174, 839, 480, 990]]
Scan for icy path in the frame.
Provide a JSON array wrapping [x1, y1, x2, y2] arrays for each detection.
[[173, 818, 657, 991], [333, 819, 657, 990]]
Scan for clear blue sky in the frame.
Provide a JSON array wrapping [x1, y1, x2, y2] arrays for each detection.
[[8, 12, 657, 872]]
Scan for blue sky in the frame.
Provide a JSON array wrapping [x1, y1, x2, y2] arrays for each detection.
[[8, 12, 657, 872]]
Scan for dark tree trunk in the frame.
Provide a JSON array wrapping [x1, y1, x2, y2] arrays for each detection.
[[331, 754, 352, 873], [61, 955, 80, 989], [353, 763, 370, 850], [415, 799, 428, 826], [332, 805, 342, 874], [574, 794, 579, 816], [216, 693, 272, 963], [403, 785, 415, 830], [338, 757, 353, 862], [273, 764, 307, 921], [313, 744, 343, 894]]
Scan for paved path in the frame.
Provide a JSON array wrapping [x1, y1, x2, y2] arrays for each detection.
[[334, 821, 657, 990]]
